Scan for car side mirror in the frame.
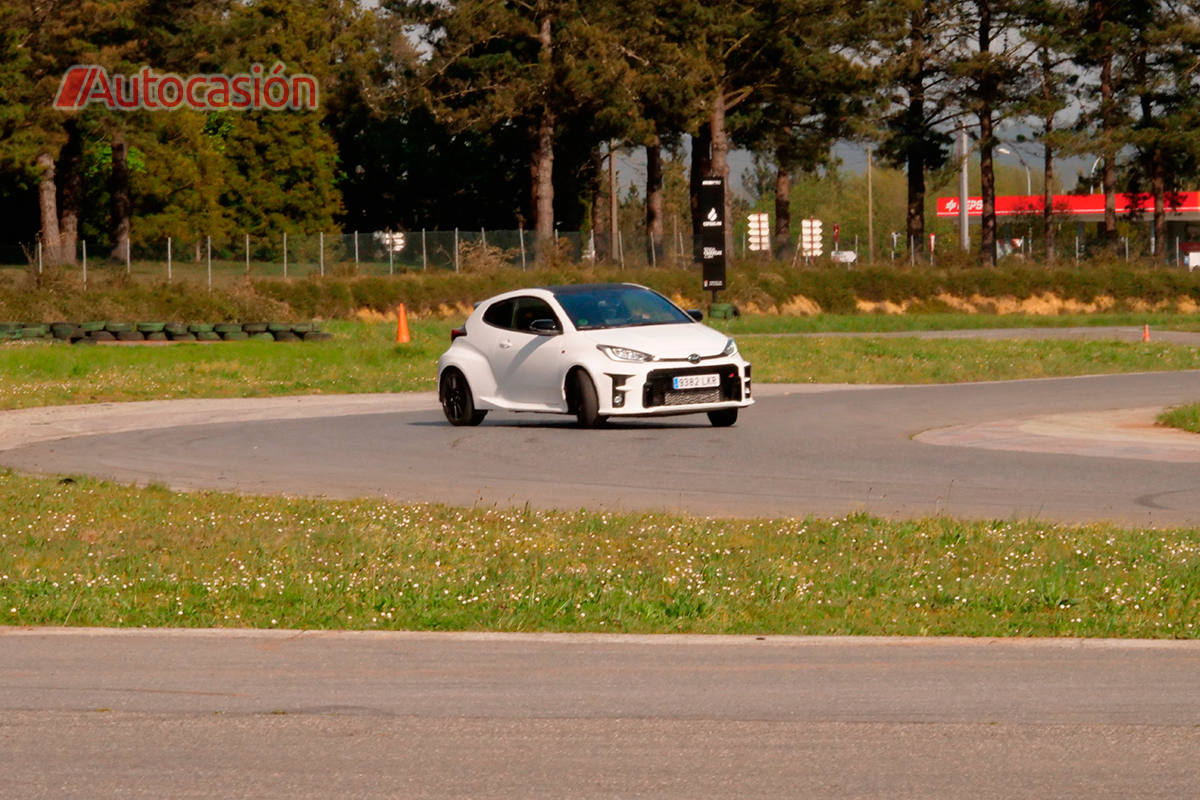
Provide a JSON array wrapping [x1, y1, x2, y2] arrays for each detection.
[[529, 318, 561, 335], [687, 309, 704, 322]]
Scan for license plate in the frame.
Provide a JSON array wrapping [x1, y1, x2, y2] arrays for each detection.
[[672, 374, 720, 390]]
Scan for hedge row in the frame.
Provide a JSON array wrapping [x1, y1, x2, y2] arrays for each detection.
[[0, 321, 330, 344], [4, 262, 1200, 322]]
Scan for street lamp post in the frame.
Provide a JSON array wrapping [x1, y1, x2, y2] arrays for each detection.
[[996, 146, 1031, 195], [997, 146, 1034, 257]]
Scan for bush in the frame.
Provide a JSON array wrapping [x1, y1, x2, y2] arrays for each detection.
[[5, 260, 1200, 322]]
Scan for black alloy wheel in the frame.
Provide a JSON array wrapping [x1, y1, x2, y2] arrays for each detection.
[[441, 368, 487, 426]]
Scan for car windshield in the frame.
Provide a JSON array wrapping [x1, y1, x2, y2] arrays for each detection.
[[551, 286, 693, 331]]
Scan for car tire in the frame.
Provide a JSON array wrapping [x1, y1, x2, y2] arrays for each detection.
[[440, 368, 486, 426], [707, 408, 738, 427], [572, 370, 604, 428]]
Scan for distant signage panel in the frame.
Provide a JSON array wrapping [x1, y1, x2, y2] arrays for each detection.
[[700, 178, 726, 291]]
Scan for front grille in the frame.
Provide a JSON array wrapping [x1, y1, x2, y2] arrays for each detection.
[[643, 365, 742, 409], [662, 387, 722, 406]]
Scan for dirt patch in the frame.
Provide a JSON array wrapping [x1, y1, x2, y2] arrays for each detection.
[[856, 299, 910, 315], [780, 295, 822, 316]]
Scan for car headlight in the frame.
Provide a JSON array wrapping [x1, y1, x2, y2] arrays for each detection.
[[597, 344, 653, 362], [722, 338, 738, 357]]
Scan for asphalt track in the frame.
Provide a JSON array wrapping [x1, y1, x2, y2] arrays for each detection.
[[2, 628, 1200, 799], [3, 371, 1200, 525]]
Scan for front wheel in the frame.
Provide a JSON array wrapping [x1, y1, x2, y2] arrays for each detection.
[[707, 408, 738, 427], [440, 368, 486, 426], [571, 370, 604, 428]]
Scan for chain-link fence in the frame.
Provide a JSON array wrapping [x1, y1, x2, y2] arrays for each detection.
[[0, 227, 721, 288], [4, 221, 1196, 289]]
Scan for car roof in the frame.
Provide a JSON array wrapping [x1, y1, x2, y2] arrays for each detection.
[[542, 282, 642, 294]]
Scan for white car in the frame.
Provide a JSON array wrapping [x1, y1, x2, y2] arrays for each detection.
[[437, 283, 752, 427]]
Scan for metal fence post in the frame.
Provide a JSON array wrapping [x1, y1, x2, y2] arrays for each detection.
[[519, 225, 526, 270], [206, 235, 212, 291], [167, 236, 172, 282], [126, 239, 131, 274], [319, 231, 325, 276], [37, 241, 42, 274], [283, 232, 288, 278], [454, 228, 459, 272], [245, 233, 250, 274], [354, 230, 359, 268], [421, 228, 427, 271], [618, 229, 625, 270], [388, 234, 394, 275], [481, 228, 487, 248], [81, 239, 87, 290]]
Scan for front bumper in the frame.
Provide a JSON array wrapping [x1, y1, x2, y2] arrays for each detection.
[[599, 359, 753, 416]]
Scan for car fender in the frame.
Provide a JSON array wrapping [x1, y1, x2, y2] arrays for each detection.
[[438, 344, 500, 408], [561, 359, 607, 409]]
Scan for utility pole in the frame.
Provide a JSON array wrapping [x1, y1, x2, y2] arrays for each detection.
[[958, 128, 970, 252]]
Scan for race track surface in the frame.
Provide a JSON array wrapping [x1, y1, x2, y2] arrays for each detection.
[[3, 370, 1200, 524], [3, 628, 1199, 799]]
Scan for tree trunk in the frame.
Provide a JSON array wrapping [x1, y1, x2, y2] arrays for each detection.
[[979, 120, 996, 268], [1039, 47, 1055, 265], [903, 8, 927, 261], [977, 1, 996, 268], [36, 152, 61, 265], [1100, 50, 1117, 245], [709, 88, 732, 255], [774, 167, 792, 259], [645, 137, 663, 262], [689, 124, 711, 261], [1152, 144, 1166, 258], [905, 145, 925, 260], [531, 12, 555, 260], [1043, 134, 1055, 264], [109, 129, 132, 261], [57, 122, 84, 264], [589, 147, 607, 261]]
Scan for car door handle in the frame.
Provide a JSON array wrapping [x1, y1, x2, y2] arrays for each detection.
[[499, 339, 513, 349]]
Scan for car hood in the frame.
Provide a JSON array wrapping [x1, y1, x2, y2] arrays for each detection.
[[579, 323, 731, 360]]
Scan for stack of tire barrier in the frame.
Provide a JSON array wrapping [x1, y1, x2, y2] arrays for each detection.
[[0, 321, 331, 344]]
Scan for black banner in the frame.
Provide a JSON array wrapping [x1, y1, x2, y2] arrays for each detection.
[[699, 177, 725, 291]]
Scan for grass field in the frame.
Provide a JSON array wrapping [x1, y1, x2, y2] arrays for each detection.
[[1, 471, 1196, 637], [3, 312, 1199, 638], [2, 315, 1200, 409]]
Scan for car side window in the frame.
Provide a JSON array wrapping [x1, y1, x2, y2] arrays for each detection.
[[483, 299, 515, 330], [512, 297, 560, 333]]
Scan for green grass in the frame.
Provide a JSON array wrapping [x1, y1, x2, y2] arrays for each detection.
[[737, 336, 1200, 384], [1159, 403, 1200, 434], [714, 311, 1200, 335], [3, 317, 1200, 409], [0, 320, 444, 409], [1, 471, 1197, 637]]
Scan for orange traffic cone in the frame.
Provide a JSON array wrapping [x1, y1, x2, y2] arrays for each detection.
[[1143, 324, 1150, 342], [396, 303, 411, 344]]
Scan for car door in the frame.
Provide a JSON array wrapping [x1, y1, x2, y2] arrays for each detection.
[[498, 296, 568, 407]]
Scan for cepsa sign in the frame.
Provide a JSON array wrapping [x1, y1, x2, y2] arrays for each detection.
[[938, 192, 1200, 221]]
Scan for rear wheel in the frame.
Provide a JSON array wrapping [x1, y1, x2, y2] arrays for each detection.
[[707, 408, 738, 427], [571, 370, 604, 428], [440, 368, 486, 426]]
